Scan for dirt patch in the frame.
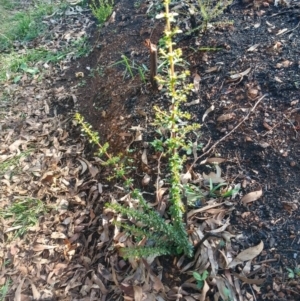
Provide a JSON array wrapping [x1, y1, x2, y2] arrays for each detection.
[[64, 0, 164, 153]]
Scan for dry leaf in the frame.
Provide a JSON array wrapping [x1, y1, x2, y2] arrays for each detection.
[[185, 99, 200, 106], [77, 158, 88, 175], [142, 174, 151, 186], [51, 232, 67, 239], [232, 272, 265, 285], [217, 113, 236, 122], [180, 171, 191, 184], [200, 280, 209, 301], [206, 157, 226, 164], [203, 172, 225, 184], [276, 28, 288, 35], [133, 286, 143, 301], [247, 44, 260, 52], [193, 73, 201, 92], [241, 189, 262, 205], [78, 157, 99, 177], [33, 244, 57, 252], [202, 105, 215, 122], [141, 149, 148, 165], [228, 241, 264, 268], [229, 67, 251, 80]]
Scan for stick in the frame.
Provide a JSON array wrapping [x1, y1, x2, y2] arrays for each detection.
[[144, 39, 158, 89]]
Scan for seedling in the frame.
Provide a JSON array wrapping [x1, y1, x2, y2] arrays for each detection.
[[184, 184, 204, 207], [193, 270, 209, 289], [90, 0, 114, 25], [287, 267, 300, 279], [187, 0, 233, 33], [134, 1, 142, 8], [111, 55, 148, 82], [208, 179, 239, 198]]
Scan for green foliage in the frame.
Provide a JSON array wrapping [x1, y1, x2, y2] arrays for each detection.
[[208, 179, 240, 198], [108, 190, 193, 257], [190, 0, 233, 32], [0, 198, 48, 237], [134, 1, 142, 9], [75, 0, 202, 259], [0, 278, 11, 301], [193, 270, 209, 289], [0, 150, 31, 177], [0, 0, 63, 52], [0, 38, 90, 83], [111, 54, 148, 82], [90, 0, 114, 25], [0, 0, 90, 83], [74, 113, 131, 183], [287, 267, 300, 279], [184, 183, 204, 206]]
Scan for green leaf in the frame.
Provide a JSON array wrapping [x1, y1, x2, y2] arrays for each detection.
[[20, 63, 39, 74], [202, 270, 209, 280], [287, 268, 295, 279], [13, 75, 22, 83], [193, 271, 202, 281], [197, 280, 204, 289]]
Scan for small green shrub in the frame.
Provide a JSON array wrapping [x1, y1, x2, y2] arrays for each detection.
[[190, 0, 233, 32], [76, 0, 202, 258], [193, 270, 209, 289], [111, 54, 148, 82], [90, 0, 113, 24]]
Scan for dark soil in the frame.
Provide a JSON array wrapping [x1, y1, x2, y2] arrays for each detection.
[[61, 0, 300, 299]]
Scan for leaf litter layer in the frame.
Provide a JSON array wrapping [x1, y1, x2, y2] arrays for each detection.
[[1, 0, 300, 300]]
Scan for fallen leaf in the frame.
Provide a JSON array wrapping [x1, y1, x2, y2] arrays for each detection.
[[141, 149, 148, 165], [185, 99, 200, 106], [14, 278, 25, 301], [180, 171, 191, 184], [193, 73, 201, 92], [200, 280, 209, 301], [241, 189, 262, 205], [142, 174, 151, 186], [229, 67, 251, 80], [247, 44, 260, 52], [206, 157, 226, 164], [202, 105, 215, 122], [51, 232, 67, 239], [228, 241, 264, 268], [217, 113, 236, 122], [78, 157, 99, 177], [232, 272, 265, 285]]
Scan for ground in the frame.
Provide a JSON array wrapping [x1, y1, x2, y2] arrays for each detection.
[[1, 0, 300, 300]]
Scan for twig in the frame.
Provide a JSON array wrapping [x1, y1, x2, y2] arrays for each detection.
[[284, 115, 298, 138], [249, 283, 257, 301], [260, 119, 283, 136], [193, 232, 223, 249], [189, 94, 268, 170], [155, 152, 164, 207]]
